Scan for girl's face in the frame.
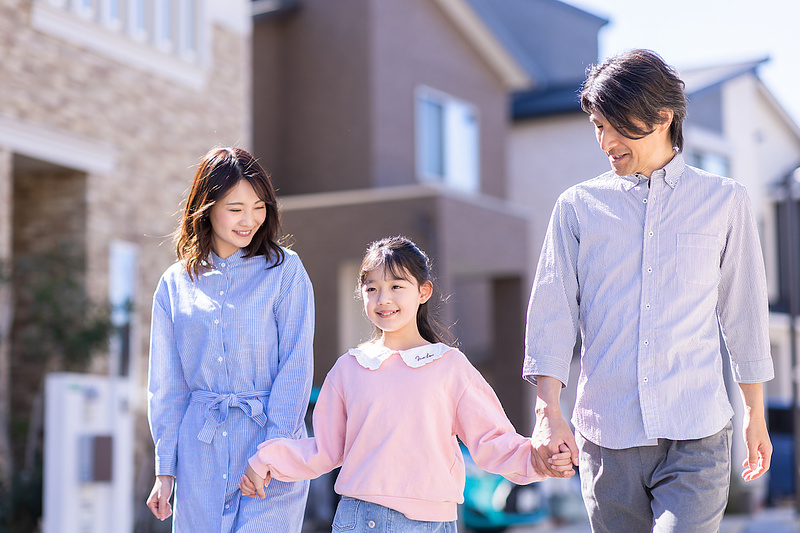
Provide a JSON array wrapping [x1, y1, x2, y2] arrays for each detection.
[[361, 265, 432, 343], [208, 179, 267, 258]]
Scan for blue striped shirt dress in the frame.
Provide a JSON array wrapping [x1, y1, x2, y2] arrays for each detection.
[[147, 247, 314, 532]]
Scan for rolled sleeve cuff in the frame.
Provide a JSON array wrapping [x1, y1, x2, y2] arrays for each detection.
[[523, 354, 570, 387], [155, 455, 176, 477], [731, 357, 775, 384]]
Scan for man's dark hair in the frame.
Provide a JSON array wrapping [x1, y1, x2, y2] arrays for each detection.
[[580, 49, 687, 151]]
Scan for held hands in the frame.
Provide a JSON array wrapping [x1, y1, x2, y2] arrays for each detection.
[[146, 475, 175, 521], [537, 443, 576, 478], [239, 464, 272, 499], [531, 408, 579, 478]]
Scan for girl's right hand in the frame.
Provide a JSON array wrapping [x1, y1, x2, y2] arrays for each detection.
[[146, 475, 175, 521], [239, 464, 271, 499]]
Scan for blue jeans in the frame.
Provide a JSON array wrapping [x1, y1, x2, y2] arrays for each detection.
[[332, 497, 457, 533]]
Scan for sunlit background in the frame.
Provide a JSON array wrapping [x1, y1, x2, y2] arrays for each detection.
[[0, 1, 799, 532]]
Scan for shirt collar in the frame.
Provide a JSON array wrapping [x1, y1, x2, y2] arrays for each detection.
[[208, 248, 246, 268], [349, 342, 452, 370], [618, 151, 685, 191]]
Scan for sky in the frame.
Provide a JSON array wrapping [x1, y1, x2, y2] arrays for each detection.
[[560, 0, 800, 127]]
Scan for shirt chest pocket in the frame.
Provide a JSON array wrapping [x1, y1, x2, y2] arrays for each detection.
[[676, 233, 720, 285]]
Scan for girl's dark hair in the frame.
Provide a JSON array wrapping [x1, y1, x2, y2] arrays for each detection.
[[580, 49, 687, 151], [358, 236, 454, 345], [175, 146, 284, 280]]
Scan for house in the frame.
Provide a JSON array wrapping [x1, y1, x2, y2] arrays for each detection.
[[250, 0, 607, 430], [0, 0, 253, 529]]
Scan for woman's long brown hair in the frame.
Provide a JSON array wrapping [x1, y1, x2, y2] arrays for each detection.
[[174, 147, 284, 280]]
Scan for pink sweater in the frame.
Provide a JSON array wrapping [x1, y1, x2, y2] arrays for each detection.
[[249, 343, 543, 522]]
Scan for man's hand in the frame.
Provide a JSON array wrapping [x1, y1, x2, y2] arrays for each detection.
[[532, 376, 578, 478], [739, 382, 772, 481], [146, 475, 174, 521]]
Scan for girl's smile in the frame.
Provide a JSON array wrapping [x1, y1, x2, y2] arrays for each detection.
[[361, 264, 432, 350]]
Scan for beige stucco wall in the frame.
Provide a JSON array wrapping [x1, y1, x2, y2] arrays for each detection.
[[370, 0, 509, 196], [509, 112, 608, 280]]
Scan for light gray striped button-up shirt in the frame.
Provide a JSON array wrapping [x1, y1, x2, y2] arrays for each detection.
[[524, 152, 774, 449]]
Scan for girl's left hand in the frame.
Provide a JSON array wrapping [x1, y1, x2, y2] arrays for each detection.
[[239, 465, 271, 499], [545, 443, 576, 478]]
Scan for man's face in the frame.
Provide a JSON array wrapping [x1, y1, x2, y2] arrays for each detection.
[[589, 111, 674, 178]]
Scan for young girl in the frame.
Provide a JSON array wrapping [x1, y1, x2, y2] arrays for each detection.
[[239, 236, 572, 532], [146, 147, 314, 532]]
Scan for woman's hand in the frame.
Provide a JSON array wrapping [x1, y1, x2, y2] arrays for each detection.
[[146, 475, 175, 521]]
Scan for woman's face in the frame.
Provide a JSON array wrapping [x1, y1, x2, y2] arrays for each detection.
[[208, 180, 267, 258]]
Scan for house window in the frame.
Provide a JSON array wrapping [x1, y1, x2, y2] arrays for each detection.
[[772, 172, 800, 315], [415, 87, 480, 192], [129, 0, 148, 38], [32, 0, 207, 89], [74, 0, 95, 18], [101, 0, 122, 30], [109, 241, 138, 377], [688, 150, 729, 177], [179, 0, 197, 56], [154, 0, 173, 50]]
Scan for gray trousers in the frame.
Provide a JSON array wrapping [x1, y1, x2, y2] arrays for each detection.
[[577, 421, 733, 533]]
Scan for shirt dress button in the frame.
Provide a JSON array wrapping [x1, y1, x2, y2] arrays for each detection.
[[223, 474, 227, 479], [218, 357, 223, 363], [643, 377, 649, 383], [220, 263, 226, 267], [214, 319, 219, 324], [222, 431, 228, 437], [647, 268, 652, 273], [649, 231, 654, 237], [643, 198, 648, 204], [220, 291, 224, 295], [368, 521, 376, 529]]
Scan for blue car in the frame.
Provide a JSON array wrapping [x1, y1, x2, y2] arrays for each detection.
[[459, 444, 550, 532]]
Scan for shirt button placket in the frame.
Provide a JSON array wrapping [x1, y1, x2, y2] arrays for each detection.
[[639, 182, 658, 432]]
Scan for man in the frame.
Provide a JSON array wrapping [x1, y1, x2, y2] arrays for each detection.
[[524, 49, 773, 532]]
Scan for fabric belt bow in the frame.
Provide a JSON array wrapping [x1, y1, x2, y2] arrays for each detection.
[[191, 390, 270, 443]]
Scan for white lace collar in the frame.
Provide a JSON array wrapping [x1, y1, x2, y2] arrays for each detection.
[[349, 342, 452, 370]]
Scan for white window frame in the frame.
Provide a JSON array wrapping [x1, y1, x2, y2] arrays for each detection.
[[72, 0, 95, 20], [100, 0, 122, 32], [127, 0, 148, 41], [415, 86, 480, 193], [31, 0, 208, 89], [178, 0, 197, 60], [153, 0, 174, 52]]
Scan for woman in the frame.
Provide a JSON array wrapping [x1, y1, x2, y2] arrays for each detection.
[[146, 146, 314, 532]]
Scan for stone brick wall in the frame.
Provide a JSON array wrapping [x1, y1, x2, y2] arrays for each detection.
[[0, 0, 252, 516]]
